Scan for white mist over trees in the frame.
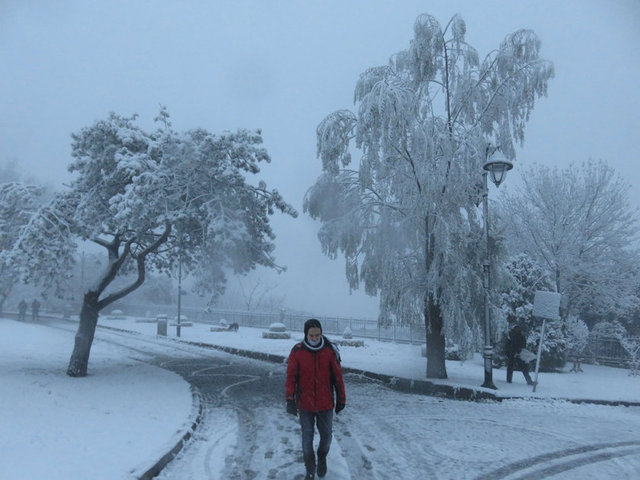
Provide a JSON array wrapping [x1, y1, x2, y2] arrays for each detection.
[[497, 159, 640, 323], [305, 13, 554, 378], [14, 109, 296, 376]]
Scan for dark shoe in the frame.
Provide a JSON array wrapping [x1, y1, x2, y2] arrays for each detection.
[[317, 455, 327, 477], [305, 473, 315, 480]]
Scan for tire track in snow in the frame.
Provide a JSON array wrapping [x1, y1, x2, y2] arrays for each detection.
[[476, 441, 640, 479], [336, 377, 440, 479]]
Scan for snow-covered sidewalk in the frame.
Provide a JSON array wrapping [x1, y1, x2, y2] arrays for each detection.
[[116, 315, 640, 404], [0, 318, 193, 480]]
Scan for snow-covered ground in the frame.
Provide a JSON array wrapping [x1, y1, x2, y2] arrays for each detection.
[[0, 317, 193, 480], [117, 315, 640, 403], [2, 315, 640, 480]]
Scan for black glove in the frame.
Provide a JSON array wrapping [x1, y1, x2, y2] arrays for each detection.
[[335, 402, 345, 414], [286, 400, 298, 416]]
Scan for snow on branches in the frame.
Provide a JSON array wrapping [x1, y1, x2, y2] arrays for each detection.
[[498, 160, 640, 320], [0, 182, 47, 308], [307, 13, 553, 377], [20, 110, 297, 305]]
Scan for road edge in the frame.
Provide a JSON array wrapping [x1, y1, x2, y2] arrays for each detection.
[[135, 386, 205, 480]]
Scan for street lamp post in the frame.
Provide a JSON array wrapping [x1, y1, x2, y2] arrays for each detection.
[[177, 254, 182, 338], [480, 148, 513, 390]]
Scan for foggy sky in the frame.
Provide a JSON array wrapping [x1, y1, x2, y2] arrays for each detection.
[[1, 0, 639, 317]]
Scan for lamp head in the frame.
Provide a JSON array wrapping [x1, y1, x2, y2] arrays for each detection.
[[483, 150, 513, 187]]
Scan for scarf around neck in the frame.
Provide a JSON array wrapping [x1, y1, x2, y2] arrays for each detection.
[[303, 335, 325, 351]]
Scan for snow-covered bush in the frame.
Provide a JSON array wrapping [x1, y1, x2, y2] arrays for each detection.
[[565, 315, 589, 361], [499, 254, 566, 370], [343, 326, 353, 339], [527, 317, 566, 371], [262, 322, 290, 339]]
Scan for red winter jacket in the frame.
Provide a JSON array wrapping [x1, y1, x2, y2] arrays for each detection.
[[286, 338, 346, 412]]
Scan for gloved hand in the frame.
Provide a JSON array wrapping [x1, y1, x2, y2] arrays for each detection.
[[286, 400, 298, 416], [335, 402, 345, 414]]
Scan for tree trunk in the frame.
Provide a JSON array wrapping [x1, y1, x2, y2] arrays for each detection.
[[64, 226, 169, 377], [424, 213, 447, 379], [425, 292, 447, 378], [67, 291, 100, 377]]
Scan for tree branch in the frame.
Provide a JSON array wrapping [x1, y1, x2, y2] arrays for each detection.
[[96, 221, 172, 311]]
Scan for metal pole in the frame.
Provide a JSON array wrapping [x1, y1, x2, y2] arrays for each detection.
[[481, 171, 497, 389], [532, 318, 547, 392], [80, 250, 85, 295], [177, 255, 182, 338]]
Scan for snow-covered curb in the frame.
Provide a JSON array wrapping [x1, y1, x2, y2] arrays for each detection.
[[131, 387, 204, 479]]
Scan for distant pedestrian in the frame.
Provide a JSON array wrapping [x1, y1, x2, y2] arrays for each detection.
[[286, 319, 346, 480], [31, 299, 40, 322], [18, 299, 27, 321], [505, 325, 534, 385]]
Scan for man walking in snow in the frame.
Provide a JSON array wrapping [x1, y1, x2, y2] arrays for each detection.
[[18, 299, 27, 321], [31, 298, 40, 322], [505, 325, 534, 385], [286, 318, 346, 480]]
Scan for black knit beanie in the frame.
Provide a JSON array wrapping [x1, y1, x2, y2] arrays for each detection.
[[304, 318, 322, 336]]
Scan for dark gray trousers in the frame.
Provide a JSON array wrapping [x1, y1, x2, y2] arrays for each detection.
[[507, 355, 533, 385], [299, 409, 333, 474]]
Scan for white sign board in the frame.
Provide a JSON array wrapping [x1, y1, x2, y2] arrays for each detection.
[[533, 290, 561, 320]]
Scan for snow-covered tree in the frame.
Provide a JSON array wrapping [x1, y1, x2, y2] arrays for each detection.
[[565, 314, 590, 357], [500, 254, 554, 327], [498, 160, 640, 320], [0, 182, 44, 313], [621, 298, 640, 336], [16, 109, 296, 376], [305, 13, 553, 378], [498, 253, 565, 369], [527, 316, 566, 371]]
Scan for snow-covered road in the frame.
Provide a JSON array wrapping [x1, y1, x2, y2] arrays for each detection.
[[148, 353, 640, 479], [42, 321, 640, 479]]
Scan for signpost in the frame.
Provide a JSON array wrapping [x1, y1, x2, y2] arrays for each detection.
[[531, 290, 562, 392]]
